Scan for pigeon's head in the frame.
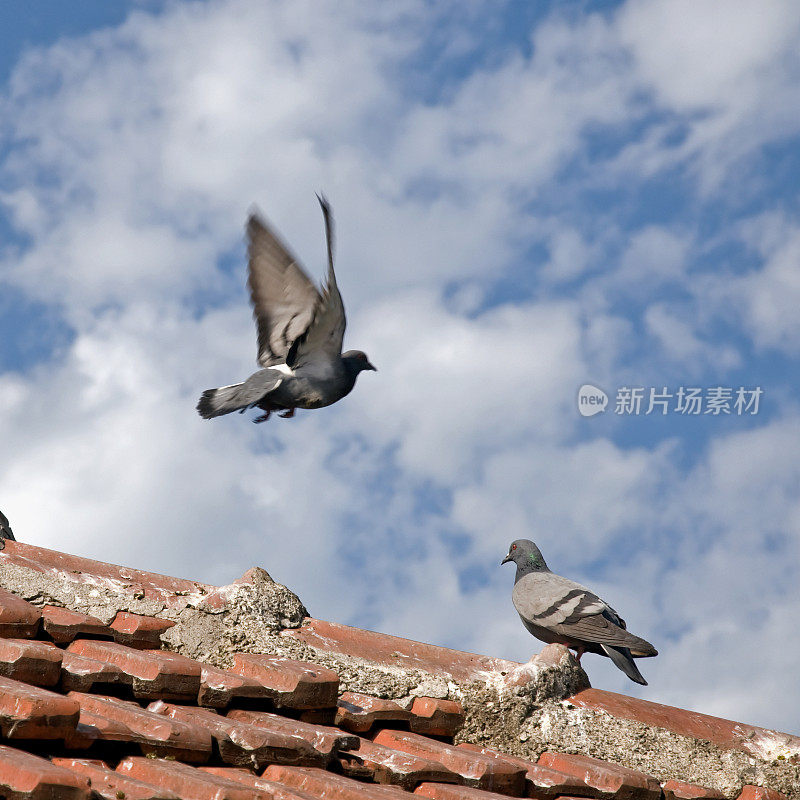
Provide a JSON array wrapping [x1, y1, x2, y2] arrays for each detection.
[[501, 539, 548, 571], [342, 350, 377, 374]]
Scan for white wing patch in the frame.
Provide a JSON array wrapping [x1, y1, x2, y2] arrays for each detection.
[[269, 363, 295, 376]]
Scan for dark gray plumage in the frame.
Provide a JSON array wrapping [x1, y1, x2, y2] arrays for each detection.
[[0, 509, 15, 550], [501, 539, 657, 685], [197, 195, 375, 423]]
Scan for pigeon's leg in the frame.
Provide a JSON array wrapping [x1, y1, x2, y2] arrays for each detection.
[[278, 408, 296, 419], [252, 410, 272, 423], [572, 645, 586, 663]]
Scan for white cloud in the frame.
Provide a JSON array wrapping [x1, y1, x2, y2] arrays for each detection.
[[740, 229, 800, 353], [346, 291, 585, 481], [541, 226, 593, 284], [644, 303, 740, 371], [618, 0, 799, 112], [613, 0, 800, 190]]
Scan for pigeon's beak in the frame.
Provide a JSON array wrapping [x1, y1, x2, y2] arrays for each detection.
[[501, 553, 512, 565], [366, 361, 377, 372]]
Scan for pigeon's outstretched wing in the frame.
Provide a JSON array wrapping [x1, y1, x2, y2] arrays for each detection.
[[512, 572, 657, 657], [247, 211, 323, 368], [286, 195, 346, 373]]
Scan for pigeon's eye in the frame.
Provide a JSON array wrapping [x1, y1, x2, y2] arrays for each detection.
[[511, 544, 516, 551]]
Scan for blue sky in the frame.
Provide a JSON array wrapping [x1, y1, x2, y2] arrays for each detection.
[[1, 0, 800, 732]]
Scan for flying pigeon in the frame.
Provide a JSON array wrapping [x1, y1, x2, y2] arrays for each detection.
[[0, 509, 15, 550], [197, 195, 375, 423], [501, 539, 657, 685]]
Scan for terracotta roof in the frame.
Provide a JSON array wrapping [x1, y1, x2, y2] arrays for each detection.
[[0, 540, 797, 800]]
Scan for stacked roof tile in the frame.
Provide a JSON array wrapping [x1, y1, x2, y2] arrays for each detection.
[[0, 540, 795, 800]]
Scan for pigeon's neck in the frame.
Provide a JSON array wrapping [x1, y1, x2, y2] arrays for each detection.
[[514, 560, 549, 584], [342, 358, 366, 384]]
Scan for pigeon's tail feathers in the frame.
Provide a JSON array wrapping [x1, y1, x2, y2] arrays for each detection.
[[197, 371, 284, 419], [197, 383, 253, 419], [601, 644, 648, 685]]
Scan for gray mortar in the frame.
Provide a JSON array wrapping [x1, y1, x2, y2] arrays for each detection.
[[3, 560, 797, 798]]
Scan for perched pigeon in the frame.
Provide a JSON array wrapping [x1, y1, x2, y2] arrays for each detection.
[[197, 195, 375, 423], [0, 509, 15, 550], [501, 539, 657, 685]]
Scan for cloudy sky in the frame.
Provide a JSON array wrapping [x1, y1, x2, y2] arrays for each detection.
[[2, 0, 799, 732]]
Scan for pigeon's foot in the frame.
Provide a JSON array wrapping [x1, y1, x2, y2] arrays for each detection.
[[572, 645, 585, 663], [253, 411, 272, 423], [278, 408, 296, 419]]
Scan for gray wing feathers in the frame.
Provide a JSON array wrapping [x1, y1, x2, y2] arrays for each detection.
[[512, 573, 606, 625], [513, 572, 657, 655], [288, 196, 346, 370], [247, 213, 321, 367], [551, 616, 656, 654]]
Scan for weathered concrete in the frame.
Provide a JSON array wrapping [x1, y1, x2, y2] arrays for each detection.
[[0, 555, 307, 665]]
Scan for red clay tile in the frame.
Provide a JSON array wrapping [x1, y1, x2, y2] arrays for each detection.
[[538, 752, 661, 800], [41, 605, 111, 644], [52, 757, 179, 800], [67, 640, 200, 700], [226, 708, 359, 757], [263, 765, 414, 798], [409, 697, 465, 736], [457, 743, 596, 798], [66, 692, 212, 762], [335, 691, 411, 733], [200, 767, 323, 798], [662, 780, 726, 800], [109, 611, 176, 649], [339, 735, 462, 789], [567, 689, 800, 760], [0, 638, 63, 686], [298, 708, 337, 725], [0, 586, 41, 638], [373, 729, 526, 794], [198, 662, 278, 708], [59, 649, 128, 693], [149, 700, 330, 769], [414, 783, 523, 799], [231, 653, 339, 709], [283, 618, 518, 683], [0, 540, 214, 607], [65, 704, 137, 750], [118, 756, 265, 800], [737, 787, 789, 800], [0, 675, 80, 739], [0, 745, 90, 799]]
